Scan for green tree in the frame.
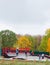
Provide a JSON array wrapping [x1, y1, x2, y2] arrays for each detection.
[[34, 35, 41, 51], [0, 35, 2, 48], [25, 35, 41, 51], [45, 28, 50, 35], [38, 28, 50, 52], [0, 30, 17, 48], [38, 36, 48, 52]]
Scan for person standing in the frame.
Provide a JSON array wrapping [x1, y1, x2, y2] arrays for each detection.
[[25, 50, 27, 56], [16, 49, 19, 56], [39, 54, 41, 60], [42, 54, 44, 59]]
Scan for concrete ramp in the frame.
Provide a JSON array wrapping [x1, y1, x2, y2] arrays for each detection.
[[7, 52, 16, 56], [16, 53, 26, 59]]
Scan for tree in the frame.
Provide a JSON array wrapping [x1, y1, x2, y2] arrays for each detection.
[[17, 36, 32, 48], [33, 36, 37, 51], [38, 36, 47, 52], [0, 30, 17, 48], [13, 40, 18, 48], [47, 38, 50, 52], [45, 28, 50, 52], [0, 35, 2, 48], [35, 35, 42, 51], [25, 35, 34, 50], [13, 35, 34, 50], [38, 28, 50, 52], [45, 28, 50, 36], [25, 35, 41, 51]]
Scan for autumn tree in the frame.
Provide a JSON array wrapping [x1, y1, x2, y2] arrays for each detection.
[[13, 35, 34, 50], [17, 36, 32, 48], [46, 29, 50, 52], [25, 35, 34, 50], [47, 38, 50, 52], [13, 40, 18, 48]]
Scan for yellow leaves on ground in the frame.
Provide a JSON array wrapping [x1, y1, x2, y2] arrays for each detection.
[[47, 38, 50, 52]]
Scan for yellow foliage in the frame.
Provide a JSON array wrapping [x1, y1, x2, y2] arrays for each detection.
[[13, 41, 19, 48], [47, 38, 50, 52], [18, 36, 31, 48]]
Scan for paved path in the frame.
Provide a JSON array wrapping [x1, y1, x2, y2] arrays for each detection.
[[14, 53, 50, 61], [0, 53, 50, 61]]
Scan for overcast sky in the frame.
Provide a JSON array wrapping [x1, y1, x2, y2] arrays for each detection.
[[0, 0, 50, 35]]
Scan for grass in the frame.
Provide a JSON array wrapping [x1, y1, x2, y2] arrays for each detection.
[[0, 59, 50, 65]]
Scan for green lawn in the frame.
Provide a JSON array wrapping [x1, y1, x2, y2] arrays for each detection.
[[0, 59, 50, 65]]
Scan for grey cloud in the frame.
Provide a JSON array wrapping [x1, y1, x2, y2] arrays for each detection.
[[0, 0, 50, 25]]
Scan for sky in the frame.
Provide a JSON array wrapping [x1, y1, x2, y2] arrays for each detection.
[[0, 0, 50, 35]]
